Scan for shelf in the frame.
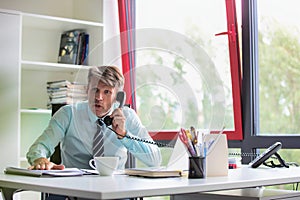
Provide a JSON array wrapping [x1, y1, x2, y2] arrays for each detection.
[[21, 60, 90, 72], [21, 109, 51, 114], [21, 12, 103, 66], [0, 0, 104, 171], [22, 12, 104, 31]]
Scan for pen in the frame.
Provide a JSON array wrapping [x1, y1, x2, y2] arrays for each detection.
[[179, 128, 197, 157], [207, 138, 215, 150], [190, 126, 198, 144], [203, 141, 207, 157], [185, 129, 197, 155]]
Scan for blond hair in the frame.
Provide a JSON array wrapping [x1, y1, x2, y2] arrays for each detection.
[[88, 66, 124, 90]]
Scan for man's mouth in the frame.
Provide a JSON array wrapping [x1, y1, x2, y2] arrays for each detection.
[[95, 103, 102, 108]]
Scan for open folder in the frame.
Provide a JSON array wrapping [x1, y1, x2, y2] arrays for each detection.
[[4, 167, 85, 177], [125, 137, 188, 178]]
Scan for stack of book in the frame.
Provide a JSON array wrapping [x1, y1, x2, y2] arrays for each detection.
[[57, 29, 89, 65], [47, 80, 88, 107]]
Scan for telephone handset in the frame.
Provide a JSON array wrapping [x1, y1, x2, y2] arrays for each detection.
[[249, 142, 282, 168], [103, 91, 126, 126], [100, 91, 172, 147]]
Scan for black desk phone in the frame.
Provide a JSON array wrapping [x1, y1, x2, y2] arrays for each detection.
[[249, 142, 283, 168], [103, 91, 126, 126]]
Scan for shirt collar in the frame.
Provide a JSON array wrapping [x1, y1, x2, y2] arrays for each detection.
[[87, 102, 116, 123]]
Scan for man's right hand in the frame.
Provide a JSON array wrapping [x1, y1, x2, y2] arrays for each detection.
[[28, 157, 65, 170]]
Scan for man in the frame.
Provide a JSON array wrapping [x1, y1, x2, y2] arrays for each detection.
[[27, 65, 162, 170]]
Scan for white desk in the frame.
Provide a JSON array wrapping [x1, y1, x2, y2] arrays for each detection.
[[1, 166, 300, 200]]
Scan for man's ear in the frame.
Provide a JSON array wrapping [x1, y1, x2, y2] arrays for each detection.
[[86, 84, 89, 93]]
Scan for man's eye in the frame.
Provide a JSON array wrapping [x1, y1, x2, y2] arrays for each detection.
[[104, 90, 111, 95]]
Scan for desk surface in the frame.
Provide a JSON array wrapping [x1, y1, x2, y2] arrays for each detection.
[[1, 166, 300, 199]]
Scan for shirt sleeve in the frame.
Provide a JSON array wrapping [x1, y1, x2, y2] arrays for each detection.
[[26, 105, 72, 165], [120, 107, 162, 167]]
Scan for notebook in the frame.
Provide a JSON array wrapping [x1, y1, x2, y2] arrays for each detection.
[[124, 137, 189, 178]]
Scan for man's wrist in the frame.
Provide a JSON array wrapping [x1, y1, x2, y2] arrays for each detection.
[[117, 130, 127, 139]]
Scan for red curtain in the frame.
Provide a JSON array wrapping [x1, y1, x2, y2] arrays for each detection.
[[118, 0, 136, 111]]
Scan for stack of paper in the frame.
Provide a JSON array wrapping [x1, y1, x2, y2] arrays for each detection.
[[47, 80, 87, 107]]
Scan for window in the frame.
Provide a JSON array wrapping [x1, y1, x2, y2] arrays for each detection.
[[257, 0, 300, 135], [232, 0, 300, 170], [135, 0, 242, 140]]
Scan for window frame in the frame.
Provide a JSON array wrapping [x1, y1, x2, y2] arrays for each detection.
[[228, 0, 300, 164], [119, 0, 244, 141], [211, 0, 243, 140]]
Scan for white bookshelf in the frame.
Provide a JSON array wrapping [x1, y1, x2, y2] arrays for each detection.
[[0, 0, 104, 172]]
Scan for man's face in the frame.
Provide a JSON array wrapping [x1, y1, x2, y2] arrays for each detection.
[[87, 78, 117, 118]]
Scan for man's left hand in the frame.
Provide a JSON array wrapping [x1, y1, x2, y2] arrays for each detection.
[[110, 108, 126, 138]]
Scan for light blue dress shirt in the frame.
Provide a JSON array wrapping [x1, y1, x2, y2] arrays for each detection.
[[26, 101, 162, 169]]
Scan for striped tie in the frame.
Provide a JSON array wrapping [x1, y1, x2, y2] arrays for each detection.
[[93, 119, 104, 157]]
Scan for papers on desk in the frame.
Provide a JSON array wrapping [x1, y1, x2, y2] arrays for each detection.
[[124, 167, 182, 178], [4, 167, 89, 177]]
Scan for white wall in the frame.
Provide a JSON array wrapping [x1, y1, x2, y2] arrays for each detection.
[[0, 11, 21, 172], [103, 0, 122, 67]]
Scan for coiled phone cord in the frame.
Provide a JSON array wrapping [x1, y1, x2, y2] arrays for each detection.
[[99, 119, 174, 148]]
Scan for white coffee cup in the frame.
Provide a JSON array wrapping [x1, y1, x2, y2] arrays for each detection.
[[89, 157, 119, 176]]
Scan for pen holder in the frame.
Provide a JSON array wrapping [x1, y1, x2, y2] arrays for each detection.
[[204, 134, 228, 177], [188, 156, 206, 179]]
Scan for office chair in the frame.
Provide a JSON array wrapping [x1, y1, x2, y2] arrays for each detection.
[[49, 104, 65, 164]]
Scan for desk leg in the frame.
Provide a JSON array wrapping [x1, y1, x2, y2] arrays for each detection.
[[1, 188, 17, 200]]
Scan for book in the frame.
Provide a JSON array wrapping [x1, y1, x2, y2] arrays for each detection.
[[76, 32, 89, 65], [48, 87, 87, 98], [48, 96, 87, 105], [4, 167, 86, 177], [57, 29, 85, 64], [48, 89, 86, 96], [57, 29, 89, 65], [49, 93, 87, 99], [124, 168, 182, 178], [47, 79, 70, 86], [81, 34, 89, 65], [47, 80, 87, 90], [76, 32, 85, 65]]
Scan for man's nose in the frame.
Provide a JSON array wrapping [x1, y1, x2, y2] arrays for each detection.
[[95, 91, 103, 100]]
